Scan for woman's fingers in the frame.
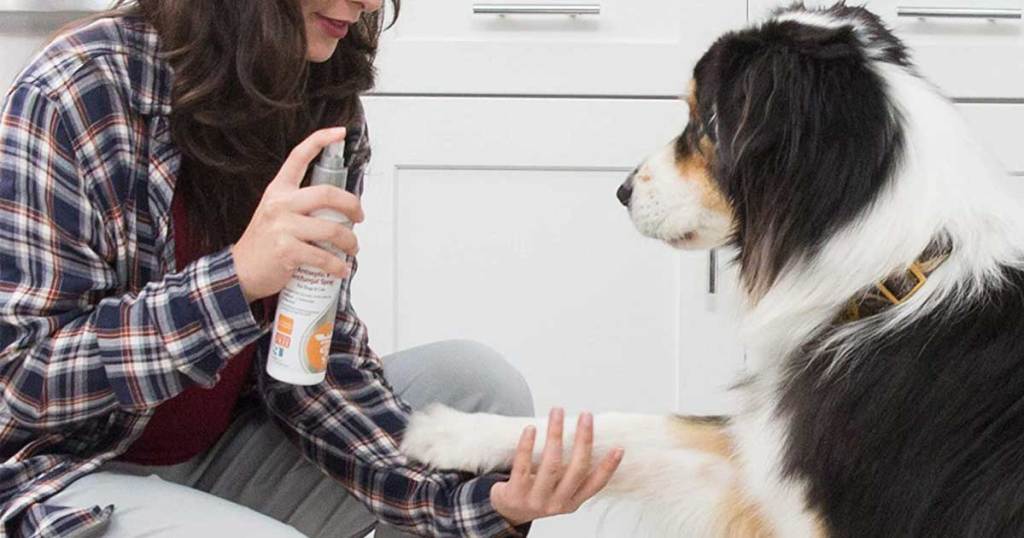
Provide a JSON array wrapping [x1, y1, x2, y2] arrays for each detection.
[[489, 424, 536, 521], [552, 413, 594, 503], [273, 127, 347, 188], [287, 214, 359, 256], [233, 127, 361, 303], [284, 240, 350, 278], [569, 447, 625, 507], [532, 408, 566, 495], [489, 409, 625, 526], [282, 185, 365, 224], [511, 425, 538, 482]]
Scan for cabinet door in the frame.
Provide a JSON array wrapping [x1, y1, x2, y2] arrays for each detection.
[[356, 96, 748, 419], [958, 104, 1024, 174], [749, 0, 1024, 99], [373, 0, 747, 96], [357, 96, 746, 536], [1010, 176, 1024, 201]]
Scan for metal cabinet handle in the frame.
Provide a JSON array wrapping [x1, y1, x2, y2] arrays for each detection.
[[708, 249, 718, 295], [896, 7, 1022, 20], [0, 0, 111, 12], [473, 3, 601, 15]]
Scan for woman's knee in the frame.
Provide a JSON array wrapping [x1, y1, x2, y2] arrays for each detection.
[[393, 339, 534, 417]]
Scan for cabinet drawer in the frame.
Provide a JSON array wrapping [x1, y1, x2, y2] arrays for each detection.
[[750, 0, 1024, 99], [958, 103, 1024, 174], [373, 0, 746, 96]]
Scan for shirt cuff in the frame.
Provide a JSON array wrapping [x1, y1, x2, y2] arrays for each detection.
[[453, 474, 530, 537], [171, 247, 266, 385]]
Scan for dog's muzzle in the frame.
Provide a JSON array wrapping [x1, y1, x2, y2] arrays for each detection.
[[617, 168, 637, 208]]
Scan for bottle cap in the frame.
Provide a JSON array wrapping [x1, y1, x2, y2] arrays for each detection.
[[311, 139, 348, 189]]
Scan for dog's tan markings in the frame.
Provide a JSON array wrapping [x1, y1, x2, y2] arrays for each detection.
[[719, 487, 775, 537], [667, 417, 799, 537], [671, 415, 733, 458], [812, 515, 829, 538], [687, 79, 698, 111], [676, 141, 733, 218], [664, 416, 829, 538]]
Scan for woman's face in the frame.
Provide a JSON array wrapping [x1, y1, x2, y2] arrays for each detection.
[[301, 0, 384, 63]]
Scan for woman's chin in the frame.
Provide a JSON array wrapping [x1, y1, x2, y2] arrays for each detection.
[[306, 42, 338, 63]]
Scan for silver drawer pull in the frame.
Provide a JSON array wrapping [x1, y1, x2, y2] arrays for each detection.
[[708, 249, 718, 295], [896, 7, 1023, 20], [473, 3, 601, 16], [0, 0, 110, 11]]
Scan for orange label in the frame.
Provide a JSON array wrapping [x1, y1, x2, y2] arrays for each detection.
[[305, 320, 333, 373], [276, 314, 294, 335], [274, 333, 291, 348]]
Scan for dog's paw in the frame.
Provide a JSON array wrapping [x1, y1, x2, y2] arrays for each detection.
[[401, 404, 529, 474]]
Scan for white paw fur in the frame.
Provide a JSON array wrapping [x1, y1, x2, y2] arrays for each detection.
[[401, 404, 533, 474]]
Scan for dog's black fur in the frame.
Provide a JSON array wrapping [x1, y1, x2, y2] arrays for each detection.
[[688, 5, 1024, 537], [692, 5, 908, 292], [782, 266, 1024, 537]]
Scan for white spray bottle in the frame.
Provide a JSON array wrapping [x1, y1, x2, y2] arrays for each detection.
[[266, 139, 351, 385]]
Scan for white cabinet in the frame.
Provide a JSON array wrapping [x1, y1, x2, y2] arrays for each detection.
[[374, 0, 747, 96], [354, 96, 748, 417], [0, 12, 83, 91], [749, 0, 1024, 99], [958, 104, 1024, 174], [356, 96, 746, 537]]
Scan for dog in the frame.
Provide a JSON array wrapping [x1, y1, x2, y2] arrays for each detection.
[[400, 4, 1024, 536]]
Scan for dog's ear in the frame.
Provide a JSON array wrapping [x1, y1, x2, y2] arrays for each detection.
[[709, 21, 904, 290]]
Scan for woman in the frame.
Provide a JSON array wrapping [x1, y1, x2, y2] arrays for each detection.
[[0, 1, 623, 536]]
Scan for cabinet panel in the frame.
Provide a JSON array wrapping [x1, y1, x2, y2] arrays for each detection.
[[750, 0, 1024, 99], [958, 104, 1024, 174], [677, 248, 746, 415], [373, 0, 747, 96], [1008, 176, 1024, 200], [393, 168, 680, 414], [356, 96, 748, 419]]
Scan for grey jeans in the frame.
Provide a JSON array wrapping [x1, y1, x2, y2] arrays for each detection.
[[49, 340, 534, 538]]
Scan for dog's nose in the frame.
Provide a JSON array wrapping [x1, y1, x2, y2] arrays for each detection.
[[617, 170, 636, 207]]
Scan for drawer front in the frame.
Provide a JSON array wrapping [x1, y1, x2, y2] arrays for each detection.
[[958, 103, 1024, 174], [373, 0, 746, 96], [750, 0, 1024, 99]]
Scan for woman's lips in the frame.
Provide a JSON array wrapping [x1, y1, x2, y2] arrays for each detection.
[[316, 14, 351, 39]]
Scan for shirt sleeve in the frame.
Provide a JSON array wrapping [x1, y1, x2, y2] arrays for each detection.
[[258, 276, 525, 537], [258, 113, 526, 537], [0, 82, 265, 429]]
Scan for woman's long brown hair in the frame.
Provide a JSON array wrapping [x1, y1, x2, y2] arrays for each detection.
[[105, 0, 398, 251]]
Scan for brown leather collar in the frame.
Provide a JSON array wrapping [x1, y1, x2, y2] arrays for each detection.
[[841, 243, 952, 322]]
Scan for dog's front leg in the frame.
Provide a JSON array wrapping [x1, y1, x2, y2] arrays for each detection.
[[401, 405, 780, 536]]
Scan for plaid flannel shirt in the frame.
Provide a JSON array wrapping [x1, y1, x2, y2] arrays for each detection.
[[0, 16, 523, 538]]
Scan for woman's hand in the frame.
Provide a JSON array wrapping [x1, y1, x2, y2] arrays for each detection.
[[231, 128, 364, 304], [491, 408, 624, 527]]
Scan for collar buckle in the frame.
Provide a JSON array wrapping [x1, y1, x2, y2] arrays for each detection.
[[875, 263, 928, 305]]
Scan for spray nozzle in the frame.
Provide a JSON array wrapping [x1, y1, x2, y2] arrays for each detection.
[[310, 138, 349, 189], [320, 139, 347, 170]]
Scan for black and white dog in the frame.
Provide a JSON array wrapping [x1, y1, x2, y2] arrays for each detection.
[[401, 4, 1024, 536]]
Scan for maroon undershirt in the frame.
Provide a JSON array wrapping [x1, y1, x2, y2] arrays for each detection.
[[118, 190, 271, 466]]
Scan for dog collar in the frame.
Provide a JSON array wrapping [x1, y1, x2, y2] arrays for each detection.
[[841, 243, 952, 322]]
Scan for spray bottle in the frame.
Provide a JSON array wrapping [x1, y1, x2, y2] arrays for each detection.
[[266, 139, 351, 385]]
